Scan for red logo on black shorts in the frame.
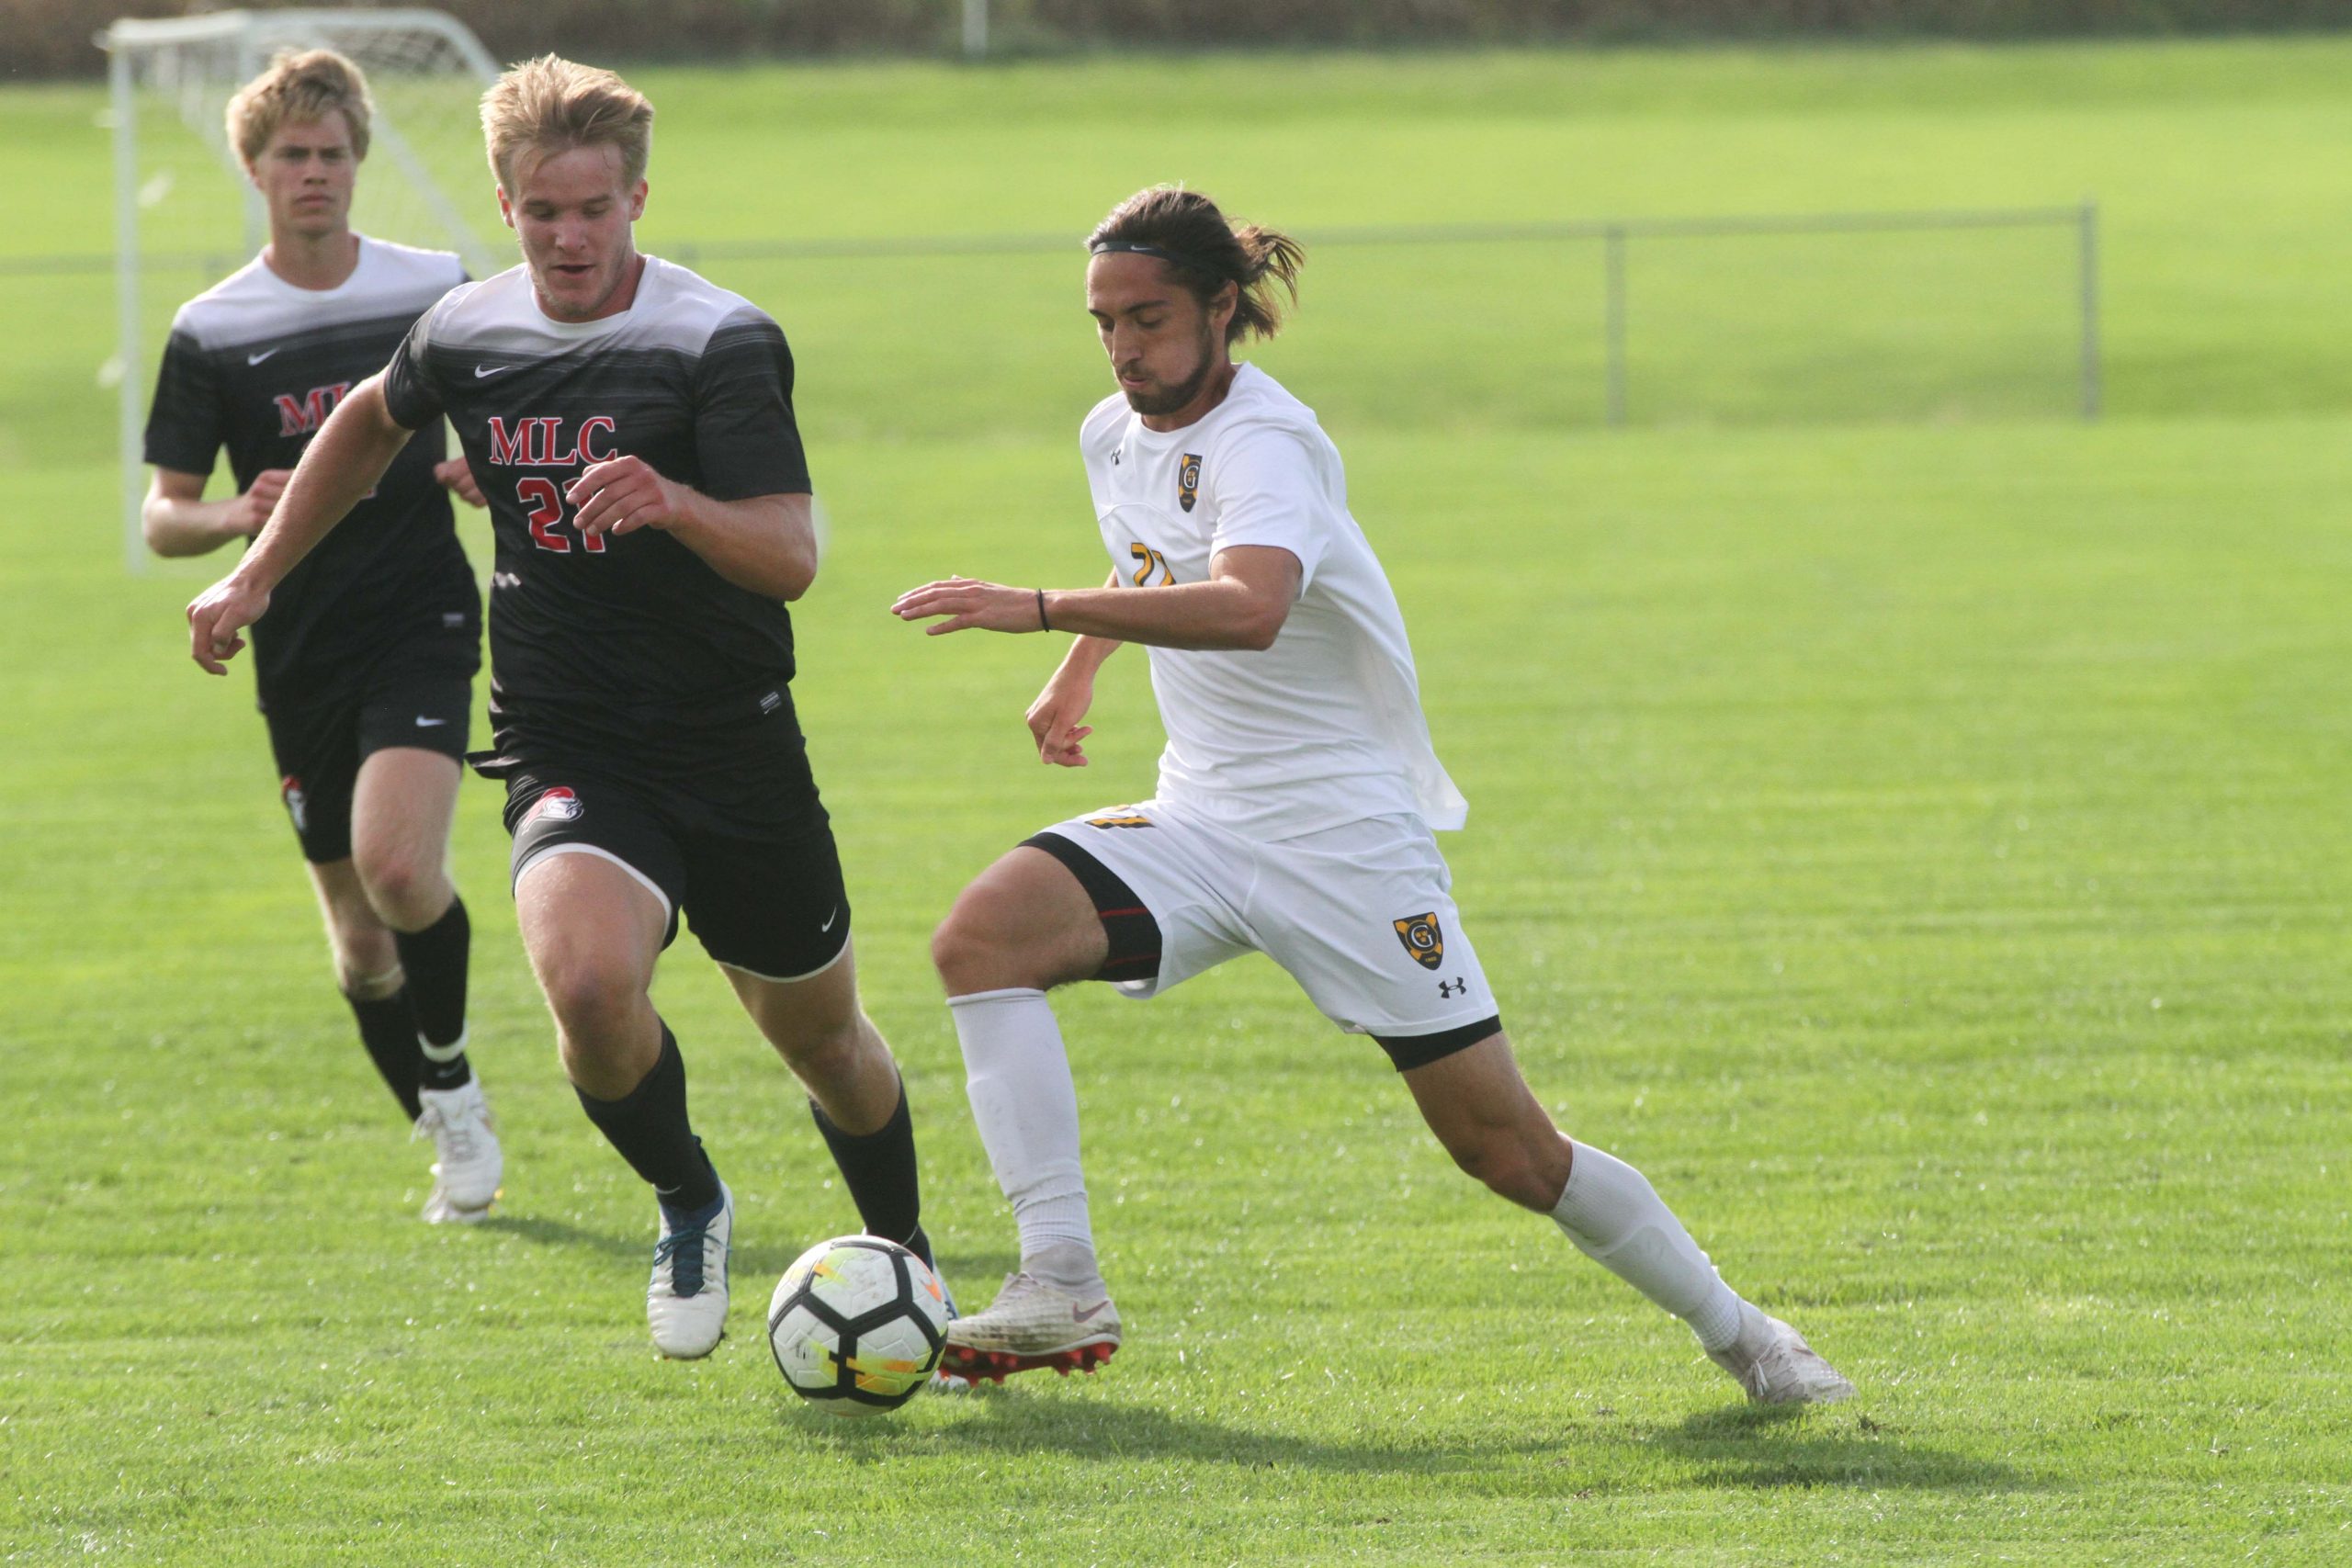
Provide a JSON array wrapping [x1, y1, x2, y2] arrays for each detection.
[[531, 787, 582, 823]]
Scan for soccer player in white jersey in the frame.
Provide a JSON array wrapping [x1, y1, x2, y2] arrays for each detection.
[[893, 186, 1854, 1404], [144, 51, 500, 1224], [189, 57, 948, 1364]]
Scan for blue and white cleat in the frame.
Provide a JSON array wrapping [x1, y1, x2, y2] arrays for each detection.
[[648, 1183, 732, 1359]]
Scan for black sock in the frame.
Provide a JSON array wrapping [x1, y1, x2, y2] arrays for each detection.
[[344, 989, 423, 1122], [576, 1024, 720, 1214], [395, 897, 471, 1091], [809, 1077, 930, 1267]]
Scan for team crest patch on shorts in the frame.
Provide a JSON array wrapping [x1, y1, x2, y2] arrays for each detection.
[[1177, 453, 1202, 513], [531, 786, 583, 823], [1393, 912, 1445, 970], [1085, 812, 1154, 829], [281, 776, 308, 834]]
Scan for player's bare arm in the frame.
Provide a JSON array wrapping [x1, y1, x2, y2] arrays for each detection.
[[141, 467, 293, 557], [893, 544, 1297, 652], [187, 373, 413, 673], [566, 456, 817, 601]]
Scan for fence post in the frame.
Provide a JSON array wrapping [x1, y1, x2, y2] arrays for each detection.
[[2077, 198, 2100, 422], [1603, 224, 1628, 427], [964, 0, 989, 58], [111, 38, 144, 574]]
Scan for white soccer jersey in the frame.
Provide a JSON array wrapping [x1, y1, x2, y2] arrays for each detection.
[[1079, 364, 1467, 840]]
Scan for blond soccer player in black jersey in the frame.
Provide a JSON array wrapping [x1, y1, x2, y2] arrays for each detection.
[[147, 50, 499, 1224], [189, 57, 945, 1362]]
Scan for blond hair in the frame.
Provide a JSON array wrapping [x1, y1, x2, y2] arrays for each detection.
[[226, 49, 373, 168], [481, 55, 653, 194]]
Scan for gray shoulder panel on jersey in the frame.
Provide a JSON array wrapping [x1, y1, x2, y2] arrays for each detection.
[[420, 255, 778, 361], [168, 235, 466, 354]]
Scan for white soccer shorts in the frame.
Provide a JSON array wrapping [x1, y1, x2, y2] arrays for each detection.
[[1028, 800, 1500, 1063]]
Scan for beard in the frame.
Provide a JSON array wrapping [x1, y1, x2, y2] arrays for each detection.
[[1120, 320, 1218, 416]]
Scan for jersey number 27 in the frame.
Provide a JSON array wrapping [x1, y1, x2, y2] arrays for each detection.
[[519, 477, 605, 554]]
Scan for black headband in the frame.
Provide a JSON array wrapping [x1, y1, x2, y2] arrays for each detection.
[[1090, 239, 1218, 274]]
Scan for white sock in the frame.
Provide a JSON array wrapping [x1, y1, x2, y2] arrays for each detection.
[[1551, 1143, 1746, 1354], [947, 987, 1104, 1297]]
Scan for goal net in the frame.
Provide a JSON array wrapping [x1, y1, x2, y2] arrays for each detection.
[[104, 8, 504, 570]]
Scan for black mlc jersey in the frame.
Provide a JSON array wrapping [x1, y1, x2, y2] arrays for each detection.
[[379, 256, 813, 777], [144, 237, 480, 708]]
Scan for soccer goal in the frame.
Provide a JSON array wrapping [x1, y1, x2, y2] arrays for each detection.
[[103, 9, 504, 571]]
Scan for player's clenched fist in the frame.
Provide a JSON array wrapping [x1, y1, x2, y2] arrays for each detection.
[[435, 457, 486, 507], [187, 574, 272, 675], [231, 468, 294, 536], [567, 455, 685, 538]]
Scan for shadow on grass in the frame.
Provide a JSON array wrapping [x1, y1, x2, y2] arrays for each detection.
[[792, 1387, 2033, 1495], [481, 1213, 642, 1262], [1640, 1404, 2037, 1493], [797, 1386, 1458, 1474]]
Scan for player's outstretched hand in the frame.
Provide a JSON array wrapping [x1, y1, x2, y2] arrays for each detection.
[[187, 574, 271, 676], [568, 455, 685, 539], [890, 577, 1050, 636], [232, 468, 293, 536], [435, 457, 486, 507], [1026, 669, 1096, 767]]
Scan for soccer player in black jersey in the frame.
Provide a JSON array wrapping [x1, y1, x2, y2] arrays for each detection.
[[147, 50, 500, 1224], [189, 55, 942, 1361]]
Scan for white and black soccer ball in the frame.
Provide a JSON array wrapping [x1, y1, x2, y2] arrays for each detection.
[[767, 1235, 949, 1416]]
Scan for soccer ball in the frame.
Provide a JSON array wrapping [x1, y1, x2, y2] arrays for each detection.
[[767, 1235, 949, 1416]]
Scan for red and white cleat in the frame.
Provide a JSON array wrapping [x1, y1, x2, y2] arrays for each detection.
[[1707, 1303, 1855, 1406], [940, 1272, 1121, 1384]]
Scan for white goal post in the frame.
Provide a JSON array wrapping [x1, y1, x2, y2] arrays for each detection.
[[104, 9, 504, 571]]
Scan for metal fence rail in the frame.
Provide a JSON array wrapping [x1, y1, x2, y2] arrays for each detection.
[[38, 200, 2100, 423]]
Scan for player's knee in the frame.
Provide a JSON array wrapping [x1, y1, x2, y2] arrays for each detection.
[[355, 847, 447, 931], [1443, 1125, 1563, 1213], [931, 902, 1025, 993], [535, 952, 640, 1042], [770, 1011, 868, 1089]]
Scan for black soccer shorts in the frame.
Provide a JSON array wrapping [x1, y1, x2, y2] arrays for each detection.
[[503, 769, 851, 981], [262, 671, 471, 864]]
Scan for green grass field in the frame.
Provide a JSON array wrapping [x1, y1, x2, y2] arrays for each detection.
[[5, 37, 2350, 1565]]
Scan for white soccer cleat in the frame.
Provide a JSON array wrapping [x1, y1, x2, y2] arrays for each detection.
[[413, 1078, 503, 1222], [647, 1184, 732, 1359], [1708, 1302, 1856, 1406], [941, 1271, 1121, 1383]]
